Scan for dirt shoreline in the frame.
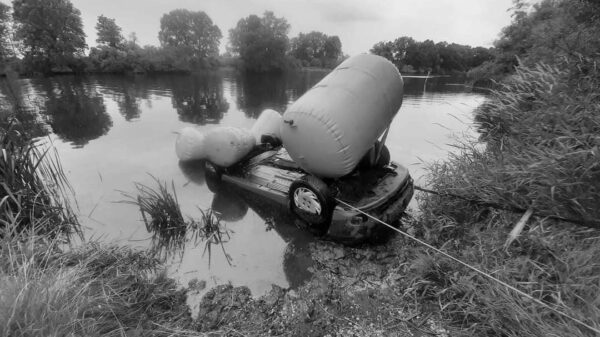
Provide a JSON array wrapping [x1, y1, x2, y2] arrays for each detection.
[[192, 235, 448, 336]]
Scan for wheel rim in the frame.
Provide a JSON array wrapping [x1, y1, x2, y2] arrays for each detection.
[[293, 187, 322, 215]]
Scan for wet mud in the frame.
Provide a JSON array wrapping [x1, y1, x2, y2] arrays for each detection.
[[193, 237, 448, 336]]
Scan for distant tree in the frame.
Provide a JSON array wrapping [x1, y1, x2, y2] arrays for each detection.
[[87, 46, 130, 73], [411, 39, 440, 72], [0, 1, 12, 61], [469, 46, 495, 68], [229, 11, 290, 72], [12, 0, 86, 73], [323, 36, 342, 61], [470, 0, 600, 79], [158, 9, 221, 64], [372, 36, 492, 74], [289, 31, 342, 68], [370, 41, 395, 64], [436, 42, 472, 72], [127, 32, 139, 48], [95, 15, 123, 49], [371, 36, 416, 71]]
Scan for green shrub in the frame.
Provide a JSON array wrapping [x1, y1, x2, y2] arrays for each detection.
[[413, 55, 600, 336], [451, 58, 600, 226]]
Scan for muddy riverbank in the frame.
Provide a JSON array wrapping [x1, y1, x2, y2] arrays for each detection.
[[190, 228, 448, 337]]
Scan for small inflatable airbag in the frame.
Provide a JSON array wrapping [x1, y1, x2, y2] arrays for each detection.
[[250, 109, 283, 143], [203, 127, 256, 167], [175, 127, 206, 161], [175, 126, 256, 167]]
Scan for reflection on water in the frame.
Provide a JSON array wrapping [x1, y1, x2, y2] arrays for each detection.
[[168, 73, 229, 125], [211, 190, 248, 222], [178, 160, 206, 186], [209, 184, 315, 290], [235, 72, 289, 118], [32, 77, 112, 147], [19, 69, 485, 302]]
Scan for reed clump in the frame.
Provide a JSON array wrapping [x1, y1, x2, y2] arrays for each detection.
[[121, 177, 232, 265], [451, 57, 599, 226], [410, 57, 600, 336], [1, 125, 79, 243], [120, 177, 190, 259], [0, 135, 199, 336], [0, 238, 196, 337], [1, 78, 199, 336]]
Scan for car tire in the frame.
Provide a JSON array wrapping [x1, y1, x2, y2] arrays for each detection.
[[289, 175, 334, 234], [205, 161, 223, 193]]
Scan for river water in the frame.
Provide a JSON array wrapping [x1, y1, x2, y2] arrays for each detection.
[[16, 69, 485, 308]]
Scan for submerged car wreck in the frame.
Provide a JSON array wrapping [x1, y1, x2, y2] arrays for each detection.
[[176, 54, 413, 244]]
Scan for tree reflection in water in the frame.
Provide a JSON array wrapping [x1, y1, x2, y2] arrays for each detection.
[[234, 70, 329, 118], [93, 75, 159, 121], [168, 72, 229, 125], [235, 72, 289, 118], [0, 77, 49, 138], [35, 77, 112, 147]]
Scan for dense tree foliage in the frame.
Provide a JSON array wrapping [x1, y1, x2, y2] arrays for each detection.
[[96, 15, 123, 49], [3, 4, 348, 74], [158, 9, 221, 66], [469, 0, 600, 81], [371, 36, 494, 74], [229, 11, 290, 72], [12, 0, 86, 73], [88, 10, 223, 74], [468, 0, 600, 223], [289, 31, 342, 68], [0, 1, 12, 62]]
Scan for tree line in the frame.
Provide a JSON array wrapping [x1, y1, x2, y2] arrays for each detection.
[[0, 0, 344, 75], [370, 37, 495, 75], [466, 0, 600, 84]]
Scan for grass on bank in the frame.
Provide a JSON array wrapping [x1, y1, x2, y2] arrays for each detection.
[[0, 236, 195, 337], [0, 96, 200, 336], [405, 56, 600, 336]]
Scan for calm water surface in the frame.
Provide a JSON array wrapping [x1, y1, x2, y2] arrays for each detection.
[[19, 70, 485, 311]]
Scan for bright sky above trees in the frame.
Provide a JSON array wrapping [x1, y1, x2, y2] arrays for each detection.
[[71, 0, 514, 56]]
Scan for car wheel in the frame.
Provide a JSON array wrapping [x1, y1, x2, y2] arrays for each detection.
[[289, 175, 334, 234], [205, 161, 223, 193]]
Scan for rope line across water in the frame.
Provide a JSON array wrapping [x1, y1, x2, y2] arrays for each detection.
[[334, 197, 600, 335]]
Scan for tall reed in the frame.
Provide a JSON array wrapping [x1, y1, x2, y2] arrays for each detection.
[[121, 177, 232, 265], [0, 70, 199, 337], [431, 58, 600, 227], [412, 57, 600, 336]]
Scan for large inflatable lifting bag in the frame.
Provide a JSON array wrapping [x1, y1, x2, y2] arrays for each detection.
[[280, 54, 404, 178]]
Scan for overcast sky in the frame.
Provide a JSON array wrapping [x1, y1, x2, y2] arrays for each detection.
[[71, 0, 515, 55]]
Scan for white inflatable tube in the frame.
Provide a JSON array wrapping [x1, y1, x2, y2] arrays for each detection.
[[280, 54, 404, 178], [175, 127, 207, 161], [203, 127, 255, 167], [250, 109, 283, 143], [175, 126, 256, 167]]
